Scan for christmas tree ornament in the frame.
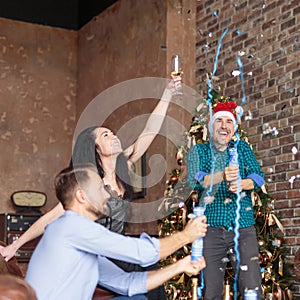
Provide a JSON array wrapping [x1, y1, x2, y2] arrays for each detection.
[[258, 239, 266, 248], [272, 238, 282, 248], [170, 175, 179, 184], [251, 191, 262, 207]]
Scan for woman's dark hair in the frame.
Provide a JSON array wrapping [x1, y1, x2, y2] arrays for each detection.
[[70, 126, 133, 200]]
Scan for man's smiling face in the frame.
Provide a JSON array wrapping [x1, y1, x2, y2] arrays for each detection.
[[212, 116, 235, 151]]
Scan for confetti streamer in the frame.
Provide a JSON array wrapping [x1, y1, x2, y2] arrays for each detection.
[[201, 28, 229, 299], [236, 57, 246, 104]]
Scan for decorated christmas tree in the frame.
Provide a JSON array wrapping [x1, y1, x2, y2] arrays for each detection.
[[158, 84, 294, 299]]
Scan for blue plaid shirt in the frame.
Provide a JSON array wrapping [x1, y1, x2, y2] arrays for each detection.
[[187, 140, 264, 229]]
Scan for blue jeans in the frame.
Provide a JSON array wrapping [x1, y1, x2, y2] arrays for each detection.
[[203, 226, 262, 299]]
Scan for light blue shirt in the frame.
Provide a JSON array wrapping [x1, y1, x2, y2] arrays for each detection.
[[25, 210, 160, 300]]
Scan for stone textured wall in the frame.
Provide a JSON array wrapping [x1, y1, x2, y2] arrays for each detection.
[[0, 18, 77, 212], [77, 0, 168, 235], [76, 0, 197, 235], [195, 0, 300, 293]]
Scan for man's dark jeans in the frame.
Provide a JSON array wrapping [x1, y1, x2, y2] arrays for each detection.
[[203, 226, 262, 299]]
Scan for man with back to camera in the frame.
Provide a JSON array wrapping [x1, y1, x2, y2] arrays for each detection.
[[25, 163, 207, 300]]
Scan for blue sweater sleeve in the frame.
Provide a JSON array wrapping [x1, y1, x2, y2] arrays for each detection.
[[239, 141, 264, 190], [239, 141, 265, 190]]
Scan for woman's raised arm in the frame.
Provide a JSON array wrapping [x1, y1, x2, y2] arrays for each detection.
[[124, 78, 180, 165]]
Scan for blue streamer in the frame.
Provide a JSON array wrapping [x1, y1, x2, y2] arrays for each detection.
[[207, 28, 229, 197], [232, 140, 241, 300], [225, 52, 247, 300], [199, 28, 228, 299], [197, 270, 205, 298], [201, 27, 250, 300], [204, 27, 249, 300], [207, 28, 229, 107], [236, 57, 246, 104]]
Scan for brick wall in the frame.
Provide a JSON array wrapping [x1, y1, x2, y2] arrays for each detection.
[[196, 0, 300, 294]]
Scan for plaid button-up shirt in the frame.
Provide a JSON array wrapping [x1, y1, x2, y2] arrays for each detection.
[[187, 140, 264, 229]]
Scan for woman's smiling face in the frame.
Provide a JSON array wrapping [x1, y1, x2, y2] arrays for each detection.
[[94, 127, 123, 157]]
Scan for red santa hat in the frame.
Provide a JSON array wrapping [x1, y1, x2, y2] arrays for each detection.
[[211, 101, 240, 125]]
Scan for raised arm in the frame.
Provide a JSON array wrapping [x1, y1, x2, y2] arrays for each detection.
[[124, 78, 180, 165], [0, 203, 64, 261]]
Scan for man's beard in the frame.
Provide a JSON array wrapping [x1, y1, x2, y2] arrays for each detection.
[[87, 203, 109, 219]]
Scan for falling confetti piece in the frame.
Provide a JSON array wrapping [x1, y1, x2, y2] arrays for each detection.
[[289, 176, 296, 188], [236, 30, 243, 35], [221, 257, 230, 263], [203, 43, 210, 51], [232, 70, 240, 77], [292, 146, 298, 154], [262, 123, 279, 136], [213, 9, 219, 17], [244, 110, 253, 120], [289, 176, 296, 184], [178, 202, 185, 208], [224, 198, 232, 204], [238, 50, 246, 56], [247, 71, 253, 76], [271, 127, 279, 136]]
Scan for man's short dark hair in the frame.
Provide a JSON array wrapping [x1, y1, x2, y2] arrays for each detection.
[[54, 163, 98, 209]]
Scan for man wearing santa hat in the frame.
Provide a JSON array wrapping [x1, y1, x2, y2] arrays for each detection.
[[187, 101, 265, 299]]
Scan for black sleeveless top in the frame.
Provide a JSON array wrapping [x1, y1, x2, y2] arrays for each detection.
[[95, 185, 129, 234]]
